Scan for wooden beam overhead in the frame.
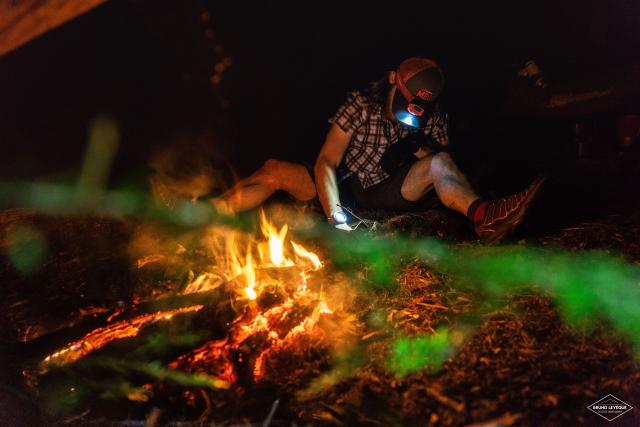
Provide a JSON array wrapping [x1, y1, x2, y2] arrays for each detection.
[[0, 0, 109, 55]]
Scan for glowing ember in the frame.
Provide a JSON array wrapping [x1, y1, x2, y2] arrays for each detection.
[[136, 254, 165, 268], [174, 291, 332, 384], [40, 305, 203, 372]]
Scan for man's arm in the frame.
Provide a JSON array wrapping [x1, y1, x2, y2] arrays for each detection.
[[315, 123, 351, 221]]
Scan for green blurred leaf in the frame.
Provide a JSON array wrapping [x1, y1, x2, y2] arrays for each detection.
[[5, 225, 48, 275], [389, 329, 453, 376]]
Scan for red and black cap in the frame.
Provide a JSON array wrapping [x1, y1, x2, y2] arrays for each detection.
[[392, 57, 444, 128]]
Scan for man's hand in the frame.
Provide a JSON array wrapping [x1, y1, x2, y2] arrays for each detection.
[[414, 146, 433, 159]]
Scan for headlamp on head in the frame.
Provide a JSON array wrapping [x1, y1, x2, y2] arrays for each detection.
[[395, 111, 421, 128], [392, 57, 444, 129]]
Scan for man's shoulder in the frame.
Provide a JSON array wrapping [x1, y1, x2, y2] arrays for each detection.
[[342, 90, 370, 108], [332, 90, 374, 122], [340, 89, 385, 120]]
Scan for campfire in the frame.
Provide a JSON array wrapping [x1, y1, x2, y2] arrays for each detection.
[[35, 210, 357, 404], [169, 211, 343, 388]]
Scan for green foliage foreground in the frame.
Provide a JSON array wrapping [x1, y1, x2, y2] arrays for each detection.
[[314, 225, 640, 380], [322, 227, 640, 346]]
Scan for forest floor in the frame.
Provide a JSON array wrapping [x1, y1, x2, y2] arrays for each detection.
[[1, 206, 639, 427]]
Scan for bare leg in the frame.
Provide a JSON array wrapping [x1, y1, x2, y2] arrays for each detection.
[[211, 159, 316, 214], [401, 152, 479, 214]]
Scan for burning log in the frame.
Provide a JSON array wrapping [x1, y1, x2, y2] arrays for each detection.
[[38, 305, 206, 372]]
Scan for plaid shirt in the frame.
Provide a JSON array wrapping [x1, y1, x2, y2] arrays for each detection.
[[329, 90, 449, 188]]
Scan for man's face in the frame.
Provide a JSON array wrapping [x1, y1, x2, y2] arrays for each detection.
[[387, 69, 439, 128]]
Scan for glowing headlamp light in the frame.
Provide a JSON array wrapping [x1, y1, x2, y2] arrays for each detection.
[[395, 111, 420, 128]]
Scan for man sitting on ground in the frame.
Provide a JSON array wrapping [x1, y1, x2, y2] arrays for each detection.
[[212, 57, 543, 243]]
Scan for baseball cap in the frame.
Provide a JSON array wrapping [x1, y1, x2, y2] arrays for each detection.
[[392, 57, 444, 128]]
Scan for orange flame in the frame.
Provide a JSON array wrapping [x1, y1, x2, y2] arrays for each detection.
[[291, 240, 322, 271], [174, 210, 334, 383], [182, 209, 324, 302], [43, 210, 337, 389]]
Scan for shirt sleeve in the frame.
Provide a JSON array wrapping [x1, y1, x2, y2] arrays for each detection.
[[328, 91, 366, 135]]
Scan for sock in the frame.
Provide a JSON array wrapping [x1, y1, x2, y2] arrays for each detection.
[[467, 199, 488, 224]]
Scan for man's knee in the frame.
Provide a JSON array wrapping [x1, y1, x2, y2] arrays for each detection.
[[262, 158, 282, 173], [401, 156, 434, 201], [430, 152, 455, 176], [258, 159, 283, 189]]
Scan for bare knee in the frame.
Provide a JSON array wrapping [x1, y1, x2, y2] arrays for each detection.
[[262, 158, 282, 174], [400, 156, 434, 201], [256, 158, 283, 190], [429, 152, 455, 177], [255, 159, 315, 200]]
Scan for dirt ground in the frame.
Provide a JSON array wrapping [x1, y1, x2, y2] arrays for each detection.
[[1, 207, 639, 426]]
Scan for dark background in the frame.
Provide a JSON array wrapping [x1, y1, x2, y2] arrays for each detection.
[[1, 0, 639, 222]]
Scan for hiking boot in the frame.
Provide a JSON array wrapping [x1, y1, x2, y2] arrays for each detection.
[[475, 176, 545, 244]]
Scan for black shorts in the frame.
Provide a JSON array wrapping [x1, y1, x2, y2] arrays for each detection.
[[301, 161, 436, 212], [348, 161, 436, 211]]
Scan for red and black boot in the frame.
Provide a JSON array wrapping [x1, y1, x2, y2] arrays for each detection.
[[468, 176, 546, 244]]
